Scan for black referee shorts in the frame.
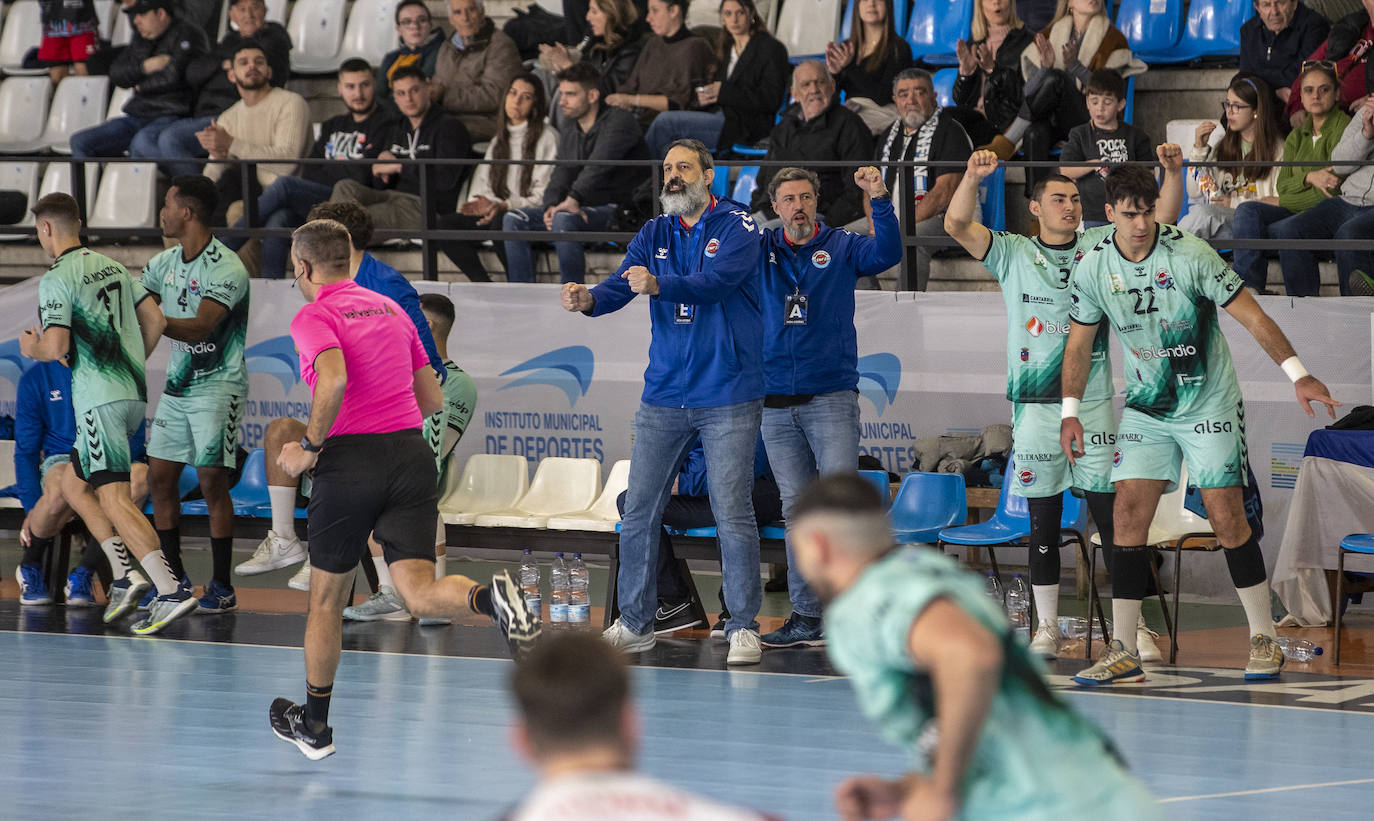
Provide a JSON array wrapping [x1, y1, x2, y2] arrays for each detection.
[[306, 429, 438, 574]]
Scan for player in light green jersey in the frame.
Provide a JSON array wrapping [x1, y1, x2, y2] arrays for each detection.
[[1062, 165, 1340, 686], [140, 176, 252, 615]]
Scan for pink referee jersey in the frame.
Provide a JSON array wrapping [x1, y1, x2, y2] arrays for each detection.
[[291, 280, 429, 437]]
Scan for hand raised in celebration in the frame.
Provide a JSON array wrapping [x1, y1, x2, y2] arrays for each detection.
[[965, 149, 1000, 180], [561, 282, 594, 312], [624, 265, 659, 296], [853, 166, 888, 198]]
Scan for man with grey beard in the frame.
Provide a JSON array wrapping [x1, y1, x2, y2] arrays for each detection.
[[561, 139, 768, 665]]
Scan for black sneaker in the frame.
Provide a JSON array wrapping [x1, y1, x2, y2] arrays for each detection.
[[269, 697, 335, 760], [709, 614, 729, 641], [490, 570, 541, 658], [653, 600, 702, 634]]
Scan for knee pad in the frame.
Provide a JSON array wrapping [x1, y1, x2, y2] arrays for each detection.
[[1027, 495, 1062, 586], [1224, 533, 1267, 589], [1108, 544, 1150, 601]]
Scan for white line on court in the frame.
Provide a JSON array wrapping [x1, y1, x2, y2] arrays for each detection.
[[1159, 777, 1374, 803]]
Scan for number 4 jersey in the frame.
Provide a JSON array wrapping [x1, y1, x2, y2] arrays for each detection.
[[38, 247, 150, 409]]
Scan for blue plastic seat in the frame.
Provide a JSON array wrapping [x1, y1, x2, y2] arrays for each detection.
[[1113, 0, 1183, 54], [858, 469, 892, 506], [980, 165, 1006, 231], [890, 472, 966, 543], [840, 0, 910, 43], [1135, 0, 1254, 63], [143, 464, 200, 515], [732, 165, 759, 203], [1123, 75, 1136, 125], [1335, 533, 1374, 664], [932, 67, 956, 108], [905, 0, 970, 65], [182, 448, 269, 517], [711, 167, 731, 198]]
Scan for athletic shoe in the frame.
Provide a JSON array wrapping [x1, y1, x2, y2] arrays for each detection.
[[489, 570, 541, 658], [1137, 616, 1163, 663], [602, 618, 656, 653], [726, 628, 763, 665], [138, 573, 191, 610], [236, 531, 307, 576], [131, 589, 198, 635], [760, 613, 825, 648], [653, 600, 702, 634], [103, 571, 150, 623], [1028, 620, 1063, 659], [269, 698, 335, 761], [15, 564, 53, 606], [1244, 633, 1285, 681], [288, 560, 311, 592], [709, 615, 729, 641], [198, 580, 238, 614], [342, 586, 411, 622], [1072, 640, 1146, 687], [64, 567, 98, 607]]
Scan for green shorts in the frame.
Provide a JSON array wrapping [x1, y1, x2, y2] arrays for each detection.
[[1011, 399, 1116, 498], [1112, 401, 1247, 491], [73, 399, 145, 488], [148, 392, 244, 468], [39, 453, 71, 483]]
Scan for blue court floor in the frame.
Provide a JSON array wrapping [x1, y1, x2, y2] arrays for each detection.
[[4, 627, 1374, 820]]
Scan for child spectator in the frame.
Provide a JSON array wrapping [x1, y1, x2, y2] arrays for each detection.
[[39, 0, 101, 83], [1058, 69, 1151, 226]]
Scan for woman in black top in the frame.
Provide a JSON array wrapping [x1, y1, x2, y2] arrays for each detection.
[[826, 0, 914, 132], [952, 0, 1036, 135]]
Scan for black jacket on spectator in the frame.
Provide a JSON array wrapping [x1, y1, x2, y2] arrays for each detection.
[[305, 107, 398, 188], [370, 107, 472, 215], [584, 29, 646, 96], [377, 28, 446, 102], [562, 0, 648, 44], [109, 17, 210, 121], [1240, 3, 1330, 99], [833, 39, 914, 106], [715, 30, 791, 151], [951, 26, 1036, 133], [751, 99, 875, 225], [544, 103, 649, 208], [186, 22, 292, 119]]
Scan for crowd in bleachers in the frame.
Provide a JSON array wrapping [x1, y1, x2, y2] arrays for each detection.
[[1, 0, 1374, 293]]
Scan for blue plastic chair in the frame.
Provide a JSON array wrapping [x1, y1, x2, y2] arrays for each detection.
[[143, 464, 200, 515], [859, 469, 893, 506], [840, 0, 911, 43], [732, 166, 759, 203], [1122, 75, 1136, 125], [890, 472, 966, 543], [711, 167, 731, 198], [1335, 534, 1374, 665], [182, 448, 269, 517], [980, 165, 1006, 232], [1135, 0, 1254, 63], [905, 0, 970, 65], [1113, 0, 1184, 54], [932, 67, 956, 108]]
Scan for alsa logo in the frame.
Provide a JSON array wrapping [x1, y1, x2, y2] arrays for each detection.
[[1087, 432, 1116, 446], [812, 250, 831, 268], [1017, 468, 1037, 486], [1132, 344, 1197, 361], [704, 238, 720, 258], [499, 345, 595, 408], [1193, 420, 1233, 434], [171, 340, 217, 354], [856, 352, 901, 416], [1025, 316, 1069, 337]]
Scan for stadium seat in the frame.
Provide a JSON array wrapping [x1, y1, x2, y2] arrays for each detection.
[[332, 0, 402, 66], [0, 159, 41, 235], [106, 86, 133, 120], [184, 449, 270, 516], [88, 162, 158, 230], [110, 4, 133, 47], [546, 459, 631, 531], [1123, 75, 1136, 124], [286, 0, 350, 74], [774, 0, 843, 62], [473, 457, 602, 528], [1135, 0, 1254, 63], [980, 164, 1005, 231], [905, 0, 969, 65], [932, 67, 956, 108], [732, 166, 759, 203], [0, 440, 22, 509], [889, 471, 965, 543], [0, 77, 53, 152], [0, 2, 48, 75], [711, 167, 731, 198], [95, 0, 117, 40], [840, 0, 909, 42], [38, 160, 101, 210], [265, 0, 288, 25], [1336, 533, 1374, 665], [858, 468, 892, 505], [439, 453, 530, 525], [670, 523, 787, 540], [39, 76, 111, 154], [1113, 0, 1183, 55]]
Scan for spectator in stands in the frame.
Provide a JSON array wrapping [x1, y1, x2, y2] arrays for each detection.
[[1181, 74, 1284, 241], [156, 0, 292, 178], [953, 0, 1037, 136], [750, 61, 874, 229], [224, 59, 396, 278], [437, 74, 558, 282], [1234, 63, 1351, 292], [1058, 69, 1152, 226], [330, 66, 472, 236], [199, 40, 311, 226], [431, 0, 523, 141], [826, 0, 914, 134], [540, 0, 645, 105], [503, 62, 648, 283], [605, 0, 717, 130], [643, 0, 788, 157], [562, 0, 649, 44], [378, 0, 446, 103], [38, 0, 99, 84], [1240, 0, 1330, 110], [69, 0, 209, 163], [1283, 1, 1374, 126]]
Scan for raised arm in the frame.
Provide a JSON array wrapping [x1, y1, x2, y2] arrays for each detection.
[[944, 151, 997, 259], [1154, 142, 1184, 225]]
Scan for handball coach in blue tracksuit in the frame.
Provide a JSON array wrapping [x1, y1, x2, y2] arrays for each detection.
[[561, 138, 767, 665]]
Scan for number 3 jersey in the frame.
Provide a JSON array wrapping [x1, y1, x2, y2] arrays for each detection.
[[140, 238, 250, 398], [1069, 224, 1244, 418], [38, 247, 150, 409], [981, 228, 1113, 403]]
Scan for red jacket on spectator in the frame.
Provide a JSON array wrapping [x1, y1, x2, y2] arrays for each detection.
[[1285, 13, 1374, 119]]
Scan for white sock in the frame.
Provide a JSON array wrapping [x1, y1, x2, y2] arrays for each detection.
[[101, 537, 133, 579], [140, 550, 180, 596], [434, 553, 446, 579], [1003, 117, 1030, 145], [1032, 584, 1059, 629], [269, 486, 297, 539], [1112, 599, 1143, 655], [373, 556, 394, 589], [1235, 581, 1277, 640]]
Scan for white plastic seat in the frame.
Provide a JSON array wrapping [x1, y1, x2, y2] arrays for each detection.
[[38, 161, 101, 209], [40, 75, 111, 154], [546, 460, 630, 531], [286, 0, 348, 73], [266, 0, 288, 25], [88, 162, 158, 229], [439, 454, 530, 525], [106, 86, 133, 120], [773, 0, 842, 58], [473, 457, 602, 529], [0, 440, 21, 509], [0, 77, 53, 152], [0, 1, 48, 75], [110, 4, 133, 47], [326, 0, 400, 67], [96, 0, 118, 40]]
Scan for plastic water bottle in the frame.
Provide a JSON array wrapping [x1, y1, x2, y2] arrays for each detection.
[[568, 553, 590, 627], [983, 572, 1004, 608], [519, 549, 541, 623], [1006, 574, 1031, 641], [549, 552, 569, 629], [1275, 636, 1323, 662]]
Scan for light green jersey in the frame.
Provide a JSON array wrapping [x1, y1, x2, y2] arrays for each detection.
[[38, 247, 148, 410], [1069, 224, 1243, 418], [141, 238, 250, 397], [826, 547, 1161, 821], [981, 228, 1113, 403], [425, 360, 478, 475]]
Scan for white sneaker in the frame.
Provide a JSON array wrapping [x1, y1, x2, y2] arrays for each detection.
[[342, 586, 411, 621], [602, 618, 655, 652], [727, 628, 762, 665], [287, 560, 311, 592], [1028, 620, 1063, 659], [236, 531, 306, 576], [1137, 615, 1162, 663]]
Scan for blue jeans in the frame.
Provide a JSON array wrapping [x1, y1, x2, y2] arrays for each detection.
[[223, 175, 334, 278], [644, 109, 726, 160], [617, 400, 764, 636], [1232, 201, 1292, 292], [760, 391, 860, 618], [152, 115, 213, 178], [502, 203, 617, 284], [1271, 196, 1374, 296], [70, 115, 179, 160]]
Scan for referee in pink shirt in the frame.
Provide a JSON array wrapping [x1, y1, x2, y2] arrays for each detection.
[[267, 219, 539, 761]]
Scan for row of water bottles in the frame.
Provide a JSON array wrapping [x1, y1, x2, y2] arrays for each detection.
[[985, 572, 1032, 642], [519, 549, 590, 628]]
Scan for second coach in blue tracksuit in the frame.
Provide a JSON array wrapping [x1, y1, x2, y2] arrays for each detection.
[[756, 165, 902, 650], [561, 138, 767, 664]]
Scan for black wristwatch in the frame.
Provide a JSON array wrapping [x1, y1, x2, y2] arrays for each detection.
[[299, 437, 323, 453]]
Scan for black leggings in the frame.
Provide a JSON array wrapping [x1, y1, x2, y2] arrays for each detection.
[[1027, 490, 1115, 586]]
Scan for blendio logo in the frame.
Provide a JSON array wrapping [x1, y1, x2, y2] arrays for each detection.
[[1136, 344, 1197, 361], [172, 340, 217, 354], [1194, 420, 1233, 434]]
